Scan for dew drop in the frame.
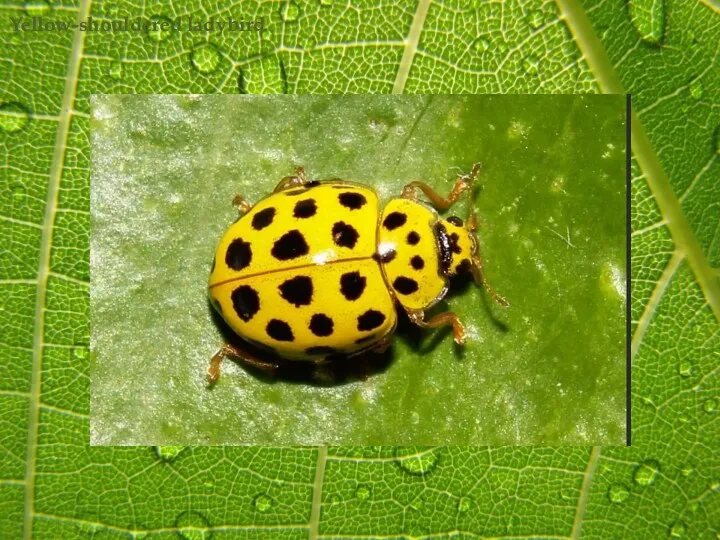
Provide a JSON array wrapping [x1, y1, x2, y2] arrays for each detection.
[[11, 184, 27, 201], [678, 361, 692, 377], [457, 496, 472, 512], [526, 10, 544, 29], [628, 0, 665, 45], [475, 38, 490, 52], [146, 15, 173, 42], [669, 521, 686, 537], [154, 446, 185, 461], [689, 79, 704, 100], [280, 1, 300, 21], [72, 347, 88, 359], [395, 446, 441, 476], [253, 494, 274, 513], [634, 460, 660, 486], [24, 0, 51, 16], [108, 61, 123, 80], [703, 398, 717, 413], [355, 485, 371, 501], [174, 510, 212, 540], [523, 55, 539, 75], [191, 43, 222, 74], [239, 54, 287, 94], [608, 483, 629, 503], [0, 102, 30, 134]]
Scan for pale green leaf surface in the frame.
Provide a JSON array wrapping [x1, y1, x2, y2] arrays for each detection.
[[0, 0, 718, 538], [89, 94, 626, 446]]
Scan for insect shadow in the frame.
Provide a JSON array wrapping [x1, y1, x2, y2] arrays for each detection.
[[207, 300, 394, 387]]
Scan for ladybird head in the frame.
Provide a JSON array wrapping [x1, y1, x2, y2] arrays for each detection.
[[435, 212, 509, 307]]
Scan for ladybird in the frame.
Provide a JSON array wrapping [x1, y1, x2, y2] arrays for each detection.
[[207, 164, 508, 383]]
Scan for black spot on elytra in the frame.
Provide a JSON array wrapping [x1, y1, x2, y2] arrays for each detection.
[[305, 345, 337, 355], [450, 232, 462, 254], [251, 207, 275, 230], [266, 319, 294, 341], [293, 198, 317, 218], [456, 258, 472, 275], [271, 230, 310, 260], [231, 285, 260, 322], [406, 231, 421, 245], [383, 211, 407, 230], [332, 221, 359, 249], [225, 238, 252, 270], [338, 192, 367, 210], [210, 297, 223, 314], [340, 271, 366, 301], [447, 216, 463, 227], [393, 276, 419, 295], [278, 275, 313, 307], [373, 249, 396, 264], [357, 309, 386, 331], [309, 313, 334, 337], [410, 255, 425, 270]]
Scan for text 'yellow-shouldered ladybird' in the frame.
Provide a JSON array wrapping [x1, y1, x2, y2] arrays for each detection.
[[207, 164, 508, 383]]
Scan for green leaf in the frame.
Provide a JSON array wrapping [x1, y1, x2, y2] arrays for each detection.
[[90, 94, 626, 446], [1, 0, 718, 538]]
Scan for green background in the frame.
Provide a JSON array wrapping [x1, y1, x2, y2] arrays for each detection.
[[90, 94, 626, 446], [1, 0, 719, 537]]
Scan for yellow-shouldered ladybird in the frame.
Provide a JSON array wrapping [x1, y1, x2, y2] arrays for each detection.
[[207, 164, 508, 382]]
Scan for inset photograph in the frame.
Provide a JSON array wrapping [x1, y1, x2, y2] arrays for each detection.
[[90, 94, 627, 445]]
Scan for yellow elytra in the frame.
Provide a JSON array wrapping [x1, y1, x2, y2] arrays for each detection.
[[207, 165, 508, 382]]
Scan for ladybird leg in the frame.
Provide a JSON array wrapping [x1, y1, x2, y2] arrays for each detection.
[[231, 194, 252, 215], [467, 214, 510, 308], [369, 335, 392, 354], [208, 343, 279, 383], [406, 309, 466, 345], [400, 163, 481, 211], [273, 167, 307, 192]]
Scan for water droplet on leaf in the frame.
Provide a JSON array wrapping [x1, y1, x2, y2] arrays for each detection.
[[395, 446, 441, 476], [108, 61, 123, 80], [608, 483, 629, 503], [280, 1, 300, 21], [24, 0, 51, 16], [253, 494, 274, 513], [526, 10, 544, 29], [174, 511, 212, 540], [0, 102, 30, 134], [191, 43, 221, 74], [634, 460, 660, 486], [154, 446, 185, 461], [669, 521, 686, 537], [146, 15, 173, 42], [457, 496, 472, 512], [355, 485, 371, 500], [689, 79, 704, 100], [628, 0, 665, 44], [703, 398, 717, 413], [523, 55, 539, 74], [239, 54, 287, 94], [475, 38, 490, 52], [678, 361, 692, 377]]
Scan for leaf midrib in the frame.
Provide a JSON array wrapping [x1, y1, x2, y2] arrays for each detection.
[[22, 0, 92, 537]]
